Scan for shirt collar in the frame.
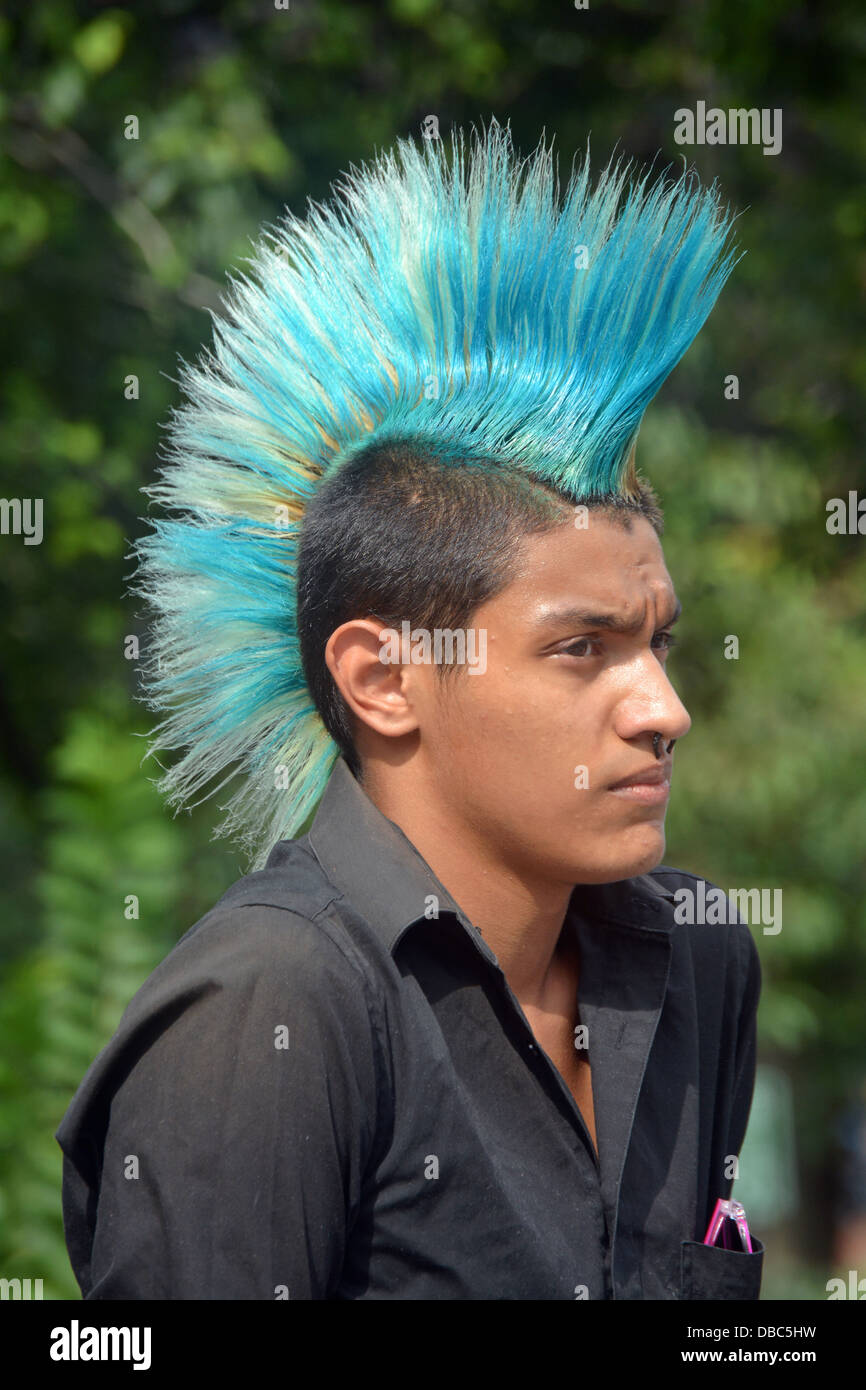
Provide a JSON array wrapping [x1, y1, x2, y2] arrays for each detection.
[[306, 755, 676, 954]]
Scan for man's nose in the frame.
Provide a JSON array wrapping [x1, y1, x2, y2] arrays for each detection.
[[617, 659, 692, 746], [649, 671, 691, 744]]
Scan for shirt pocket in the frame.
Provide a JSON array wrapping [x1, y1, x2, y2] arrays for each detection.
[[680, 1236, 765, 1300]]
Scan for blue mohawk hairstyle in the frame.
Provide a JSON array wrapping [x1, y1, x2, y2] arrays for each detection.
[[131, 116, 742, 867]]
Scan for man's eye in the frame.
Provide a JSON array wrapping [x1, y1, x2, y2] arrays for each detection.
[[561, 637, 603, 658], [560, 632, 679, 659]]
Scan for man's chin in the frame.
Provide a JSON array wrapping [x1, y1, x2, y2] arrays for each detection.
[[567, 827, 666, 885]]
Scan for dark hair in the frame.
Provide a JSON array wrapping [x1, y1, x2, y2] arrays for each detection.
[[296, 434, 664, 776]]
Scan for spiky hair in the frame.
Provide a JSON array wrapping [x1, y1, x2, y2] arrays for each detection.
[[131, 116, 741, 867]]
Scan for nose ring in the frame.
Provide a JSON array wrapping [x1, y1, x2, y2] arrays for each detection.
[[652, 733, 676, 759]]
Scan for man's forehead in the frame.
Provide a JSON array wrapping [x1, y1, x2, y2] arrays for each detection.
[[497, 513, 676, 616], [527, 593, 682, 638]]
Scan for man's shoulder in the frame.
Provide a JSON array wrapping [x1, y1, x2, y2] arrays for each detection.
[[648, 862, 733, 899], [77, 837, 372, 1083], [174, 835, 345, 951], [648, 863, 761, 998], [144, 835, 377, 1006], [54, 836, 379, 1155]]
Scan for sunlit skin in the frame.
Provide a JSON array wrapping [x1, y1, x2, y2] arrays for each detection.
[[324, 513, 691, 1058]]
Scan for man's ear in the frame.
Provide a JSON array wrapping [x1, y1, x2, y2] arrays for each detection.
[[324, 619, 420, 740]]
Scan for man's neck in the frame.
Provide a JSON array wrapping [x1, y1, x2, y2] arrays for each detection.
[[358, 762, 574, 1006]]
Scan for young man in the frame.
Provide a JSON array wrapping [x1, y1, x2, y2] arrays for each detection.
[[56, 119, 763, 1299]]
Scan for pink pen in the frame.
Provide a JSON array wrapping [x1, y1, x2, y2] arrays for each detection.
[[703, 1197, 753, 1252]]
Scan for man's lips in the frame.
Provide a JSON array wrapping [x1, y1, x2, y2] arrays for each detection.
[[607, 763, 671, 789], [606, 763, 672, 804]]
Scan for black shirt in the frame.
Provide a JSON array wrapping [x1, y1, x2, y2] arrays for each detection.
[[55, 756, 764, 1300]]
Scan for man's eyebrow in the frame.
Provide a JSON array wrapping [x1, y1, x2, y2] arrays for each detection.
[[533, 598, 682, 637]]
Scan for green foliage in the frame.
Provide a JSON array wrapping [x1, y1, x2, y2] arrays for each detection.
[[0, 703, 236, 1295]]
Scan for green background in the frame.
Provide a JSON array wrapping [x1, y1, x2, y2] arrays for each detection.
[[1, 0, 865, 1299]]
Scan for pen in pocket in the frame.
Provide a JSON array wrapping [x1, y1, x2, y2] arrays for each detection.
[[703, 1197, 753, 1252]]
